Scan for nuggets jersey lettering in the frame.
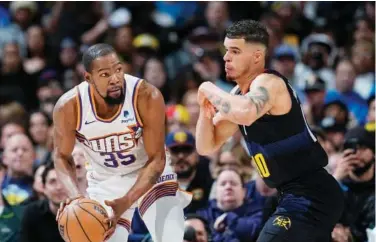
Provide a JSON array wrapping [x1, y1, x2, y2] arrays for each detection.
[[236, 69, 328, 189], [75, 74, 148, 176]]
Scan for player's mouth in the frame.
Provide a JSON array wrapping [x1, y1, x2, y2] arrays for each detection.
[[108, 88, 121, 96], [225, 66, 232, 72]]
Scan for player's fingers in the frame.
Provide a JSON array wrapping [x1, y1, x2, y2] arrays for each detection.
[[104, 227, 115, 241]]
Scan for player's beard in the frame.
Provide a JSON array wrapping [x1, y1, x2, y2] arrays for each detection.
[[104, 90, 125, 105]]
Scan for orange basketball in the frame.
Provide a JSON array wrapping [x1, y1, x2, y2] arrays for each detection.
[[58, 198, 110, 242]]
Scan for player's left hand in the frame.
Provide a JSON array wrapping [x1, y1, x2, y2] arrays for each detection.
[[103, 198, 131, 240]]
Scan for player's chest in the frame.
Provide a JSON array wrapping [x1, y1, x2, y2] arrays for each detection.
[[76, 119, 143, 154]]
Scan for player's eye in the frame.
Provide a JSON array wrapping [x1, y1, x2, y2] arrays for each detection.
[[100, 73, 109, 77], [116, 68, 121, 73]]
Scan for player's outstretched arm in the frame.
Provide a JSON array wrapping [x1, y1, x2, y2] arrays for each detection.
[[52, 89, 82, 198], [116, 81, 166, 208], [198, 74, 283, 126]]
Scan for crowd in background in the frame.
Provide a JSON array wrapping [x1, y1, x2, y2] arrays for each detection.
[[0, 1, 374, 242]]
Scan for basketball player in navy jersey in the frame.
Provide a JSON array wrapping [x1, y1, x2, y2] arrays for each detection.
[[196, 20, 344, 241]]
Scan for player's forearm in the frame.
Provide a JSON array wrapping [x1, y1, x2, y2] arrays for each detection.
[[201, 86, 255, 125], [196, 109, 218, 156], [54, 153, 82, 197], [120, 157, 165, 206]]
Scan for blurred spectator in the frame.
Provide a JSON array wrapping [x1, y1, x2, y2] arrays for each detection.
[[333, 123, 375, 242], [367, 96, 375, 122], [353, 17, 374, 43], [165, 26, 221, 82], [184, 214, 210, 242], [20, 161, 67, 242], [1, 134, 34, 205], [58, 37, 79, 90], [132, 33, 160, 75], [197, 169, 263, 242], [28, 110, 51, 163], [166, 104, 191, 133], [182, 90, 200, 135], [0, 161, 24, 242], [271, 44, 299, 86], [325, 59, 368, 125], [111, 24, 133, 60], [351, 40, 375, 100], [204, 2, 231, 37], [192, 49, 233, 92], [166, 130, 213, 213], [209, 142, 254, 199], [141, 56, 171, 103], [296, 33, 336, 90], [0, 42, 38, 110], [0, 102, 27, 128], [320, 100, 350, 150], [71, 145, 88, 195], [303, 75, 326, 125], [24, 25, 47, 75], [0, 1, 38, 59], [31, 164, 45, 201], [36, 69, 64, 118], [0, 121, 25, 154]]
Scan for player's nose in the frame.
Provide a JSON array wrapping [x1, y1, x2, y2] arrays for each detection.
[[223, 52, 231, 62], [109, 74, 121, 85]]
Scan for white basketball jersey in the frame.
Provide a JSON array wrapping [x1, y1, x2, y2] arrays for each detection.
[[75, 74, 148, 176]]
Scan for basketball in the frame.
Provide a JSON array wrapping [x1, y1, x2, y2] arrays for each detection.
[[58, 198, 110, 242]]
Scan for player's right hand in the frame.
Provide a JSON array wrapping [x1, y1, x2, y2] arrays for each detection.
[[56, 195, 85, 221]]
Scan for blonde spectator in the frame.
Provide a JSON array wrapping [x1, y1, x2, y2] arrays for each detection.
[[166, 104, 191, 133]]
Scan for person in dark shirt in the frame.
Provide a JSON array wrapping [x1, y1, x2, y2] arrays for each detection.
[[20, 161, 67, 242], [196, 20, 344, 242], [166, 130, 214, 214]]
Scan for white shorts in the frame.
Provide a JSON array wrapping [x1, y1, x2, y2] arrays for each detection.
[[86, 160, 192, 232]]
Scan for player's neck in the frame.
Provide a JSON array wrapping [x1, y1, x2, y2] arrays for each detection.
[[237, 66, 265, 94], [92, 90, 120, 118]]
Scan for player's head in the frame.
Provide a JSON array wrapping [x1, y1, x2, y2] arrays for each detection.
[[83, 43, 125, 105], [224, 20, 269, 81], [41, 162, 68, 207]]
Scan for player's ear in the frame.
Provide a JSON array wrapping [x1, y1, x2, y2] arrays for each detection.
[[84, 72, 92, 84], [253, 49, 263, 64]]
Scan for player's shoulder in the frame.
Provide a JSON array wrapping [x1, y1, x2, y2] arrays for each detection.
[[53, 86, 78, 116], [137, 79, 162, 100], [252, 71, 287, 91]]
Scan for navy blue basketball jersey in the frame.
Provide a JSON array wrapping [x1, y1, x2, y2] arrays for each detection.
[[236, 69, 328, 188]]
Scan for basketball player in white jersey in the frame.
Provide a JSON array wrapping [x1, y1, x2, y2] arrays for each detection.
[[53, 43, 191, 242]]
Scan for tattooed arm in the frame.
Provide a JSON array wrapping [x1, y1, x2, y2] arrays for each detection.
[[198, 74, 286, 126], [117, 80, 166, 207]]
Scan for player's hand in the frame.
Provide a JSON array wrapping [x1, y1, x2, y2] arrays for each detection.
[[333, 149, 359, 181], [56, 195, 85, 221], [331, 224, 352, 242], [197, 90, 216, 119], [103, 198, 131, 240]]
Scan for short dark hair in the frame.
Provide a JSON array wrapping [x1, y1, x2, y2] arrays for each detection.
[[82, 43, 116, 72], [185, 214, 210, 237], [41, 161, 55, 185], [226, 20, 269, 48]]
